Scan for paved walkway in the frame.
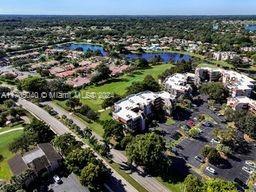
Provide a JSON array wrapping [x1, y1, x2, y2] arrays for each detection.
[[0, 127, 23, 136]]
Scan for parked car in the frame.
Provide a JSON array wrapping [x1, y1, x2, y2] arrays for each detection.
[[220, 118, 227, 123], [242, 166, 254, 175], [206, 166, 216, 175], [53, 175, 62, 184], [234, 178, 248, 189], [181, 125, 190, 131], [245, 161, 256, 169], [192, 104, 197, 108], [203, 121, 213, 127], [211, 138, 221, 144], [171, 147, 178, 155], [195, 156, 205, 163], [187, 119, 195, 127], [50, 110, 58, 116]]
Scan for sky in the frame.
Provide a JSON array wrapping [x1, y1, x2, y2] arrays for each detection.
[[0, 0, 255, 15]]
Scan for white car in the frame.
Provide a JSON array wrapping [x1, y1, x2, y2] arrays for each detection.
[[245, 161, 256, 169], [206, 166, 216, 175], [242, 166, 254, 175], [53, 175, 62, 184], [211, 138, 221, 144]]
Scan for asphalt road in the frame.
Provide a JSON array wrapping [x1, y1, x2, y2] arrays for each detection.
[[17, 98, 138, 192], [45, 101, 171, 192]]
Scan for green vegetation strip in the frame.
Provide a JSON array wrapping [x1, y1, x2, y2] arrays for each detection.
[[157, 177, 184, 192], [54, 101, 112, 137], [110, 162, 149, 192], [0, 130, 23, 180]]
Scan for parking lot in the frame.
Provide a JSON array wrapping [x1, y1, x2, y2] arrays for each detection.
[[158, 99, 256, 185]]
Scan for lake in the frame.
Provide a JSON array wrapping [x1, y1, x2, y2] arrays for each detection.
[[126, 52, 191, 63], [58, 43, 107, 56], [60, 43, 191, 63], [245, 25, 256, 32]]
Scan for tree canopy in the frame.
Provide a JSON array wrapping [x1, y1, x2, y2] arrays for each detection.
[[52, 133, 83, 156], [125, 133, 167, 172], [184, 175, 237, 192], [126, 75, 160, 95], [200, 82, 229, 102]]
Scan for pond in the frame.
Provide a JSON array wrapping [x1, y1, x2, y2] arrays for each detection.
[[59, 43, 191, 64], [126, 52, 191, 63], [245, 24, 256, 32], [57, 43, 107, 56]]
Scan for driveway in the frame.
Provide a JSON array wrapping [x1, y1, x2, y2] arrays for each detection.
[[49, 173, 89, 192]]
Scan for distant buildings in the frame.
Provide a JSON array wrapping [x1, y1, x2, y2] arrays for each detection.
[[112, 91, 172, 131], [67, 77, 90, 88], [240, 47, 256, 52], [213, 51, 238, 61]]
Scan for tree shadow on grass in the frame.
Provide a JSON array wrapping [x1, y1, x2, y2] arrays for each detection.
[[160, 156, 190, 184], [172, 106, 192, 121], [94, 78, 129, 87]]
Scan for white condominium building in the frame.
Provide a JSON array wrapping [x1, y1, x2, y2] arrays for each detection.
[[112, 91, 173, 131], [195, 67, 255, 98], [222, 70, 255, 97], [163, 73, 194, 98], [227, 96, 256, 114]]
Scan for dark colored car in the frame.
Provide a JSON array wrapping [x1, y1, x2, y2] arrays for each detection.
[[203, 121, 213, 127], [234, 178, 248, 189], [195, 156, 205, 163]]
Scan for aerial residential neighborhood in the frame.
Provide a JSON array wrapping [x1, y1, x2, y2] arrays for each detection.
[[0, 1, 256, 192]]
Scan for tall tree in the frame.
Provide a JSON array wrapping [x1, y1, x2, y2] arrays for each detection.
[[200, 82, 229, 102], [126, 133, 167, 172], [103, 120, 124, 142], [65, 148, 95, 175], [80, 161, 110, 190], [52, 133, 82, 156], [184, 174, 203, 192], [143, 75, 161, 92]]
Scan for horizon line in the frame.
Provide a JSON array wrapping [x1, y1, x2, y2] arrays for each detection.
[[1, 14, 256, 17]]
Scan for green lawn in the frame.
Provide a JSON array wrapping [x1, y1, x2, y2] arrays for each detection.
[[0, 130, 23, 180], [198, 62, 233, 69], [157, 177, 184, 192], [54, 101, 112, 137], [74, 109, 112, 137], [80, 64, 173, 111], [0, 124, 24, 134], [165, 117, 176, 126]]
